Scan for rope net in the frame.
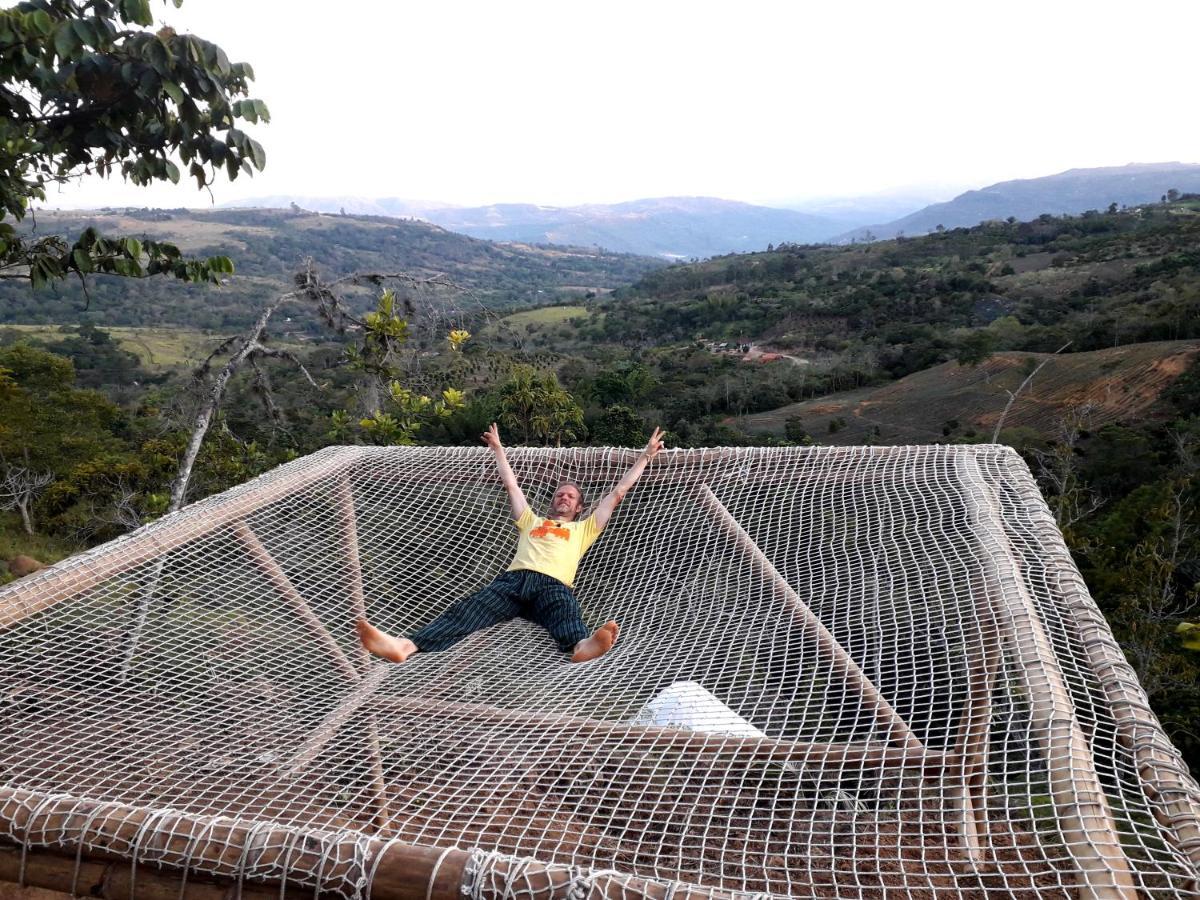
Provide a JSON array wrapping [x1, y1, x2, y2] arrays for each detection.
[[0, 445, 1197, 900]]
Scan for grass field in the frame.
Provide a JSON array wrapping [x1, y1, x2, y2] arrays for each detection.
[[499, 305, 588, 327], [481, 305, 591, 345], [0, 325, 300, 371]]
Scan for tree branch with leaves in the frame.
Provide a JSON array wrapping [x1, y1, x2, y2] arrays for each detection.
[[1, 0, 266, 289]]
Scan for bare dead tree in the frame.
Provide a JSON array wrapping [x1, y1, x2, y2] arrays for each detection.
[[0, 453, 55, 535], [103, 475, 147, 533], [168, 290, 312, 513], [116, 264, 466, 680], [1029, 404, 1105, 530], [1171, 426, 1200, 476], [991, 340, 1072, 443], [1119, 480, 1199, 698], [167, 262, 457, 513]]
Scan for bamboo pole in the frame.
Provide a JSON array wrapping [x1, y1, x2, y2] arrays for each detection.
[[230, 521, 360, 682], [695, 485, 924, 751], [0, 448, 365, 631], [957, 453, 1136, 900], [361, 716, 391, 830], [0, 787, 748, 900], [368, 694, 949, 775], [284, 663, 393, 775], [329, 476, 391, 830], [333, 477, 369, 668], [231, 513, 389, 826]]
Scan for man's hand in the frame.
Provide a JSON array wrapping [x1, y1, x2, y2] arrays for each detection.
[[481, 422, 503, 452], [483, 423, 528, 520], [643, 426, 664, 460], [594, 426, 666, 531]]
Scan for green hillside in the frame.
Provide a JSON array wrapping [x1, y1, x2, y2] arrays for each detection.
[[0, 208, 664, 329], [736, 340, 1200, 444], [590, 202, 1200, 380]]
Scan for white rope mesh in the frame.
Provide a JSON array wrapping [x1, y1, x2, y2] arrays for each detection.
[[0, 445, 1198, 899]]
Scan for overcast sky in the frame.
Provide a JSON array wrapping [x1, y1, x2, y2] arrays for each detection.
[[43, 0, 1200, 211]]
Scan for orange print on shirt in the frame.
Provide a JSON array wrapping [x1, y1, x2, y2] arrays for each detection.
[[531, 520, 571, 541]]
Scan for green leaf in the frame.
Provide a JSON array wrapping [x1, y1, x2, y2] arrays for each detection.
[[1178, 622, 1200, 652], [164, 160, 180, 183], [123, 237, 143, 258], [70, 19, 97, 47], [30, 10, 53, 35], [53, 23, 77, 59], [121, 0, 153, 25], [247, 138, 266, 171], [71, 248, 94, 273], [163, 80, 184, 104]]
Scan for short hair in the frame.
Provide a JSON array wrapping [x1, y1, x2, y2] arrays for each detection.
[[556, 480, 586, 508]]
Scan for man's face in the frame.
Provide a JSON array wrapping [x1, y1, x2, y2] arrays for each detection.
[[551, 484, 583, 521]]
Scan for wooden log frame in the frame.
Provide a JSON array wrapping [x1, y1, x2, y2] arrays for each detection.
[[956, 453, 1137, 900], [944, 596, 1004, 864], [695, 485, 925, 752], [0, 443, 1174, 896], [998, 451, 1200, 875], [0, 787, 750, 900], [0, 447, 368, 631], [369, 694, 952, 776]]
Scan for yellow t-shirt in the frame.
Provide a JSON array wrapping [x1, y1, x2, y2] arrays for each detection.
[[506, 506, 602, 587]]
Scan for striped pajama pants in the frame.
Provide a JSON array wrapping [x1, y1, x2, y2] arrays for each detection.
[[407, 569, 591, 654]]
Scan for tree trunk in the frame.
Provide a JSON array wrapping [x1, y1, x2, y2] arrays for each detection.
[[360, 377, 382, 417], [16, 498, 33, 536], [168, 298, 291, 513]]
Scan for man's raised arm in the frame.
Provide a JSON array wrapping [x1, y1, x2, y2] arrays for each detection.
[[593, 427, 665, 531], [482, 423, 528, 520]]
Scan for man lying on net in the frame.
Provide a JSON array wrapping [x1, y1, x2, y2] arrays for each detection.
[[356, 423, 665, 664]]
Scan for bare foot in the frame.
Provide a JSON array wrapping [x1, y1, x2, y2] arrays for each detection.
[[355, 618, 418, 664], [571, 620, 620, 662]]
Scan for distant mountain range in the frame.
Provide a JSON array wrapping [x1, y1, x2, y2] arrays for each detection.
[[838, 162, 1200, 242], [226, 196, 844, 260], [224, 162, 1200, 258], [424, 197, 846, 259]]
